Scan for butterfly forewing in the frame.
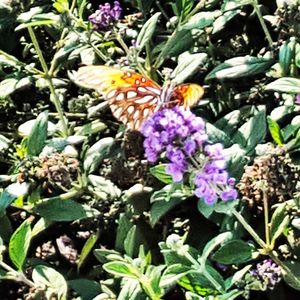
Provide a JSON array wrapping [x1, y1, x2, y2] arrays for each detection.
[[75, 65, 161, 130]]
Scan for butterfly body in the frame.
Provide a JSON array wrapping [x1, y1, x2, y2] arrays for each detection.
[[75, 65, 204, 130]]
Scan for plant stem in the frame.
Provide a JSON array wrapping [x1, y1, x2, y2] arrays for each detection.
[[232, 208, 267, 249], [251, 0, 273, 48], [262, 188, 270, 246], [41, 189, 83, 202], [115, 32, 130, 55], [185, 252, 225, 293], [155, 1, 170, 22], [231, 206, 300, 285], [185, 0, 207, 21], [27, 26, 68, 137], [268, 251, 300, 287], [0, 50, 43, 75], [49, 0, 77, 76], [0, 260, 35, 288]]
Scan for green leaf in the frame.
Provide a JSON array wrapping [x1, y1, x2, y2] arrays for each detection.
[[279, 40, 293, 76], [0, 215, 13, 242], [103, 261, 139, 279], [150, 185, 189, 226], [205, 56, 273, 81], [150, 164, 173, 184], [232, 107, 266, 151], [267, 117, 284, 145], [181, 11, 217, 30], [295, 42, 300, 69], [282, 261, 300, 290], [9, 218, 31, 270], [33, 199, 99, 221], [0, 134, 10, 152], [185, 292, 206, 300], [32, 265, 68, 299], [282, 123, 300, 142], [74, 120, 107, 136], [270, 105, 299, 122], [115, 214, 133, 252], [150, 196, 183, 227], [197, 200, 215, 219], [214, 200, 239, 215], [94, 248, 122, 264], [265, 77, 300, 94], [218, 290, 244, 300], [225, 265, 252, 289], [179, 266, 225, 295], [221, 0, 252, 11], [160, 264, 191, 287], [206, 123, 232, 146], [31, 217, 53, 238], [174, 0, 193, 19], [0, 191, 17, 217], [27, 111, 48, 156], [201, 232, 233, 265], [212, 10, 240, 34], [17, 7, 44, 22], [77, 232, 98, 270], [154, 28, 193, 68], [53, 0, 69, 13], [147, 266, 164, 298], [124, 226, 138, 257], [171, 52, 208, 85], [68, 279, 101, 300], [136, 12, 161, 52], [15, 19, 58, 30], [0, 53, 20, 68], [270, 203, 290, 245], [117, 278, 144, 300], [84, 137, 114, 174], [213, 240, 254, 265], [0, 76, 33, 98]]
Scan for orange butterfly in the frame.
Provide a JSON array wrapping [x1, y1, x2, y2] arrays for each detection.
[[75, 65, 204, 130]]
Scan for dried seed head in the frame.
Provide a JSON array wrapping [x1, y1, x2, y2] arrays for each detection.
[[35, 152, 79, 191], [238, 145, 299, 212]]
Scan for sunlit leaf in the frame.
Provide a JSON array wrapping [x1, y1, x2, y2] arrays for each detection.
[[9, 219, 31, 270]]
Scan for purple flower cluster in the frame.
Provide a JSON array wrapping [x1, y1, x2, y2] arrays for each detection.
[[250, 259, 282, 290], [89, 1, 122, 31], [194, 143, 237, 205], [142, 107, 207, 182], [141, 107, 238, 205]]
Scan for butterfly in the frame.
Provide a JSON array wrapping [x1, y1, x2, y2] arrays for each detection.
[[75, 65, 204, 130]]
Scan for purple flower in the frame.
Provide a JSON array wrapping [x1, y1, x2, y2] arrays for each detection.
[[141, 107, 238, 204], [296, 94, 300, 104], [89, 1, 122, 31], [141, 107, 207, 182], [220, 188, 238, 201], [250, 259, 282, 290], [184, 140, 196, 156], [166, 163, 184, 182], [193, 143, 238, 205], [110, 1, 122, 19]]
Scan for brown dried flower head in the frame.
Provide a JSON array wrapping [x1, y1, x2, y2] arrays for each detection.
[[238, 145, 299, 212], [35, 152, 79, 191]]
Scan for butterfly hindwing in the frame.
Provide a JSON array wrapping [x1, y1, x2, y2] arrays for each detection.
[[172, 84, 204, 108]]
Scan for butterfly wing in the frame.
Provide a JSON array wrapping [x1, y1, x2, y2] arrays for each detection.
[[75, 65, 162, 130], [171, 83, 204, 108]]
